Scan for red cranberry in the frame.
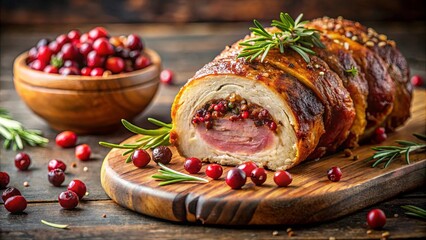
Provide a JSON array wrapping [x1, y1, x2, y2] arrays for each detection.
[[88, 27, 109, 40], [43, 65, 58, 74], [81, 67, 92, 76], [90, 67, 104, 76], [48, 41, 61, 54], [87, 50, 105, 68], [68, 30, 81, 41], [367, 209, 386, 229], [56, 131, 78, 148], [274, 170, 292, 187], [67, 179, 87, 200], [48, 169, 65, 187], [128, 50, 140, 60], [134, 55, 151, 70], [14, 152, 31, 171], [48, 159, 67, 172], [237, 161, 258, 177], [56, 34, 70, 47], [131, 149, 151, 168], [250, 168, 267, 186], [241, 111, 249, 119], [269, 121, 277, 131], [0, 172, 10, 189], [58, 190, 79, 209], [75, 144, 91, 161], [59, 67, 80, 76], [160, 69, 174, 85], [36, 38, 50, 49], [37, 45, 52, 63], [79, 42, 93, 57], [327, 166, 342, 182], [184, 157, 202, 174], [373, 127, 387, 143], [93, 38, 114, 56], [226, 168, 247, 189], [63, 60, 79, 69], [28, 47, 38, 62], [5, 195, 27, 213], [61, 43, 78, 60], [80, 33, 90, 43], [152, 146, 173, 164], [2, 187, 21, 202], [411, 75, 423, 87], [105, 57, 125, 73], [126, 34, 143, 50], [29, 59, 46, 71], [205, 164, 223, 180]]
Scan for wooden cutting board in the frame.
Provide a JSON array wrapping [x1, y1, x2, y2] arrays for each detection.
[[100, 90, 426, 225]]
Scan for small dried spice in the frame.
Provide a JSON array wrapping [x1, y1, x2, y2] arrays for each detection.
[[344, 148, 352, 157], [394, 213, 398, 218], [272, 231, 279, 236], [352, 155, 359, 161], [382, 231, 390, 238], [366, 230, 373, 234], [286, 228, 292, 233], [83, 166, 88, 172], [23, 181, 29, 187], [102, 214, 107, 218], [71, 162, 77, 168], [288, 231, 295, 237]]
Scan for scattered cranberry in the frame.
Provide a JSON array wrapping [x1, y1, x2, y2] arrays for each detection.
[[37, 45, 52, 63], [75, 144, 91, 161], [86, 50, 105, 68], [373, 127, 387, 143], [0, 172, 10, 189], [43, 65, 58, 74], [327, 166, 342, 182], [2, 187, 22, 202], [367, 209, 386, 229], [58, 190, 79, 209], [226, 168, 247, 189], [274, 170, 292, 187], [184, 157, 202, 174], [56, 131, 78, 148], [131, 149, 151, 168], [14, 152, 31, 171], [48, 159, 67, 172], [90, 67, 104, 76], [237, 161, 258, 177], [250, 168, 267, 186], [67, 179, 87, 200], [48, 169, 65, 187], [152, 146, 172, 164], [105, 57, 125, 73], [126, 34, 143, 50], [205, 164, 223, 180], [134, 55, 151, 70], [411, 75, 423, 87], [4, 195, 27, 213], [88, 27, 109, 40], [160, 69, 174, 85], [29, 59, 46, 71]]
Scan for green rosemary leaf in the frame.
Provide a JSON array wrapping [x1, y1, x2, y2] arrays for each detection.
[[345, 66, 358, 77], [290, 45, 310, 63], [122, 149, 134, 156], [99, 141, 131, 149], [41, 219, 69, 229], [158, 179, 188, 186], [405, 146, 411, 165], [147, 118, 172, 128], [372, 156, 388, 168], [413, 133, 426, 141], [122, 119, 170, 135], [125, 154, 133, 163], [151, 163, 208, 186], [384, 152, 399, 168], [401, 205, 426, 219]]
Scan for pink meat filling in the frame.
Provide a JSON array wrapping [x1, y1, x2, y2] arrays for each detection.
[[196, 119, 274, 154]]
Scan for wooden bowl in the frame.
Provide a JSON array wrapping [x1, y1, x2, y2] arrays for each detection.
[[13, 49, 161, 134]]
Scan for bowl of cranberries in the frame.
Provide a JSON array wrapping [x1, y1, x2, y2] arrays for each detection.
[[13, 27, 161, 134]]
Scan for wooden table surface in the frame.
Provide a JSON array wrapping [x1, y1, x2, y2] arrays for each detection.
[[1, 22, 425, 239]]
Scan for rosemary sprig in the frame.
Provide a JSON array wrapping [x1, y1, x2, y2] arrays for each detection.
[[366, 133, 426, 168], [152, 163, 209, 186], [99, 118, 172, 163], [41, 219, 69, 229], [238, 12, 325, 63], [345, 66, 358, 77], [401, 205, 426, 220], [0, 108, 49, 150]]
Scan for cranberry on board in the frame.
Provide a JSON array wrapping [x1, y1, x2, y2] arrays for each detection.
[[14, 152, 31, 171], [131, 149, 151, 168], [43, 65, 58, 74], [411, 75, 424, 87], [273, 170, 292, 187], [67, 179, 87, 200], [134, 55, 151, 70], [58, 190, 79, 210], [184, 157, 202, 174], [0, 171, 10, 189], [160, 69, 174, 85], [87, 50, 105, 68], [152, 146, 173, 164], [56, 131, 78, 148], [48, 159, 67, 172], [4, 195, 27, 213], [90, 67, 104, 76], [48, 169, 65, 187], [105, 57, 125, 73], [205, 164, 223, 180], [75, 144, 91, 161], [250, 168, 267, 186], [29, 59, 46, 71], [93, 38, 114, 56], [88, 27, 109, 40], [327, 166, 342, 182], [2, 187, 22, 202], [37, 45, 52, 63], [237, 161, 258, 177], [126, 34, 143, 50], [226, 168, 247, 189], [367, 209, 386, 229]]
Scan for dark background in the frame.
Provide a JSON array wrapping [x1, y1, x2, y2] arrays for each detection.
[[1, 0, 425, 24]]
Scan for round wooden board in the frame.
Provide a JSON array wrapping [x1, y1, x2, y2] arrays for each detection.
[[101, 90, 426, 225]]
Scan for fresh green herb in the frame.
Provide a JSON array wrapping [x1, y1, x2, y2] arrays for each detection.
[[41, 219, 69, 229], [0, 108, 48, 150], [345, 66, 358, 77], [238, 12, 325, 63], [99, 118, 172, 163], [50, 56, 63, 68], [366, 133, 426, 168], [401, 205, 426, 220], [152, 163, 209, 186]]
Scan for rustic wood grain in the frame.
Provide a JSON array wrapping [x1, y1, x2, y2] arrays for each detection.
[[101, 90, 426, 225]]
